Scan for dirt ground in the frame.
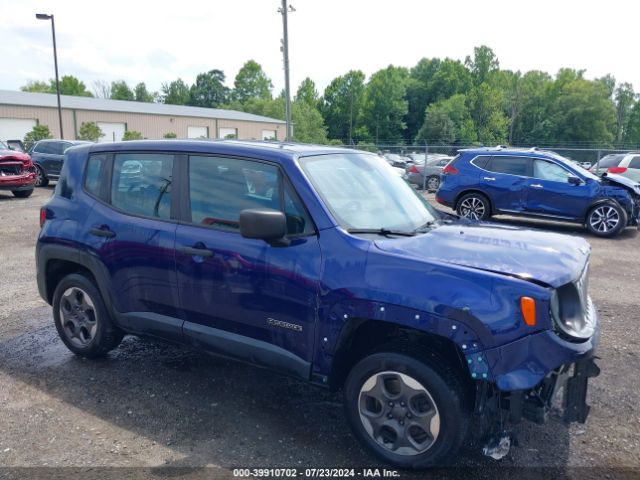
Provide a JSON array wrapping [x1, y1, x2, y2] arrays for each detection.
[[0, 186, 638, 479]]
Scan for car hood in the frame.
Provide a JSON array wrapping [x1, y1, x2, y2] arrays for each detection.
[[602, 172, 640, 195], [0, 149, 31, 162], [373, 222, 590, 288]]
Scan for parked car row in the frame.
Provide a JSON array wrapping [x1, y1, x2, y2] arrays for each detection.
[[435, 146, 640, 237]]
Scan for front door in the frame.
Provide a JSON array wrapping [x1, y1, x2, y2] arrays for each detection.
[[175, 154, 321, 380], [524, 159, 592, 219]]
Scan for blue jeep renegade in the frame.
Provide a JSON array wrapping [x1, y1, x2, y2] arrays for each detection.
[[37, 140, 600, 468], [436, 146, 640, 237]]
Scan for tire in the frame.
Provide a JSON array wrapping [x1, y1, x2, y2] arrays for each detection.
[[344, 352, 469, 469], [52, 273, 124, 358], [426, 176, 440, 192], [585, 202, 627, 237], [456, 192, 491, 220], [12, 188, 34, 198], [35, 165, 49, 187]]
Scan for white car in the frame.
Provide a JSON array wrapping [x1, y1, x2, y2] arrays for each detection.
[[590, 152, 640, 175]]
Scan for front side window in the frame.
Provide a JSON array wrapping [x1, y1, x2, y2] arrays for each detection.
[[110, 153, 173, 219], [51, 142, 68, 156], [533, 160, 573, 182], [299, 153, 437, 231], [487, 156, 529, 176]]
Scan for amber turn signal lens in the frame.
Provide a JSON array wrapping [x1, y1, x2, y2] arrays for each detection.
[[520, 297, 536, 326]]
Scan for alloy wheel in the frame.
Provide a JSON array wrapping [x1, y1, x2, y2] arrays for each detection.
[[59, 287, 98, 348], [427, 177, 440, 191], [459, 197, 485, 220], [35, 167, 44, 187], [358, 371, 440, 456], [589, 206, 620, 233]]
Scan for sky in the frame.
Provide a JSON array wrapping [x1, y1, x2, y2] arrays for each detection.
[[1, 0, 639, 97]]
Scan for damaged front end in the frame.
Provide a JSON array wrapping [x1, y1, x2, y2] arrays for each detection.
[[0, 151, 36, 191], [601, 172, 640, 227]]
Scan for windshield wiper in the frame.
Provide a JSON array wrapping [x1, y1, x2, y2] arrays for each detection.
[[346, 228, 416, 237]]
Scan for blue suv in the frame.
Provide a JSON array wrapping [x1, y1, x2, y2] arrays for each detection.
[[37, 141, 600, 468], [437, 146, 640, 237]]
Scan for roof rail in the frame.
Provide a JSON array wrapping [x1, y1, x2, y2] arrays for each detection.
[[529, 146, 538, 152]]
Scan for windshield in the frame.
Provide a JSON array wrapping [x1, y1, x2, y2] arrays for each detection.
[[299, 153, 438, 231]]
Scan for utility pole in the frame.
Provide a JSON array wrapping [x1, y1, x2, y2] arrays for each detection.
[[279, 0, 294, 141], [36, 13, 63, 139]]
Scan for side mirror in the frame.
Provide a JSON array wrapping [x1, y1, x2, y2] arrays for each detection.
[[240, 208, 289, 246], [568, 176, 582, 185]]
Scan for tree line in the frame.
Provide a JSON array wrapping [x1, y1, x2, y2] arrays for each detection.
[[21, 46, 640, 148]]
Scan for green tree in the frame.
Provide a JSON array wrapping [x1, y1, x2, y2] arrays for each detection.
[[362, 66, 409, 144], [624, 101, 640, 146], [21, 81, 52, 93], [163, 132, 178, 139], [294, 77, 319, 107], [465, 45, 500, 86], [467, 83, 509, 145], [77, 122, 104, 142], [134, 82, 155, 102], [415, 94, 477, 144], [614, 83, 636, 143], [509, 70, 553, 144], [233, 60, 273, 103], [320, 70, 367, 143], [161, 79, 191, 105], [189, 69, 229, 107], [292, 101, 328, 144], [23, 124, 52, 150], [110, 81, 135, 100], [55, 75, 93, 97], [122, 130, 143, 140]]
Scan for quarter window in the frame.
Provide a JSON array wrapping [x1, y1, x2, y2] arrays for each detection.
[[532, 160, 572, 182], [486, 156, 529, 176], [110, 153, 173, 219]]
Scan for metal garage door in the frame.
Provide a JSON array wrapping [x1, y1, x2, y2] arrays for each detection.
[[188, 126, 208, 139], [0, 118, 37, 141], [97, 122, 126, 143]]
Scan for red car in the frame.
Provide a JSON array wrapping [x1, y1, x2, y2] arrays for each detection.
[[0, 141, 36, 198]]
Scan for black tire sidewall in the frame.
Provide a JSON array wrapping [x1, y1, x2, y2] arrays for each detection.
[[586, 202, 626, 237], [344, 352, 467, 469], [427, 176, 440, 191], [52, 273, 116, 357], [456, 193, 491, 220], [12, 189, 34, 198]]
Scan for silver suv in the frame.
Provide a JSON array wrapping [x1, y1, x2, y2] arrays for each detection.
[[590, 152, 640, 176]]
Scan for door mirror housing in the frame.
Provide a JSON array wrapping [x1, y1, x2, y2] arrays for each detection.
[[240, 209, 289, 246], [568, 176, 582, 185]]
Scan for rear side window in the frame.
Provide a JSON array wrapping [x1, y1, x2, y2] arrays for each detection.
[[84, 154, 108, 200], [487, 156, 529, 176], [111, 153, 174, 219], [188, 155, 313, 235], [628, 156, 640, 169], [598, 154, 623, 168]]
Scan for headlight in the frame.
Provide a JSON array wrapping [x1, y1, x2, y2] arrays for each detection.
[[550, 282, 595, 342]]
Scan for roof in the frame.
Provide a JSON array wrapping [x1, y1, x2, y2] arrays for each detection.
[[459, 145, 562, 157], [0, 89, 286, 124]]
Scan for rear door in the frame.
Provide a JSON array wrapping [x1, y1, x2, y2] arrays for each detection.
[[481, 155, 529, 212], [174, 154, 322, 379], [524, 159, 592, 219]]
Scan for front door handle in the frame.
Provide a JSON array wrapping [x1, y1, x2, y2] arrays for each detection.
[[530, 184, 544, 189], [89, 226, 116, 238], [483, 177, 496, 181], [180, 245, 214, 257]]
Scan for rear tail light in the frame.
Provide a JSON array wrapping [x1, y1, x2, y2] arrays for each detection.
[[442, 164, 459, 175], [607, 167, 628, 174], [520, 297, 537, 326], [39, 207, 46, 228], [408, 165, 419, 174]]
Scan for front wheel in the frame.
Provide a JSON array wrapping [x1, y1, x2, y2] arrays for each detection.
[[586, 202, 627, 237], [344, 352, 469, 469], [34, 165, 49, 187], [12, 188, 34, 198]]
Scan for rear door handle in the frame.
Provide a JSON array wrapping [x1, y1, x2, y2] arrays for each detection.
[[180, 246, 214, 257], [530, 184, 543, 189], [89, 226, 116, 238], [483, 177, 496, 181]]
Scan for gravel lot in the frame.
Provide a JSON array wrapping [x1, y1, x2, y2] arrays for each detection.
[[0, 186, 638, 479]]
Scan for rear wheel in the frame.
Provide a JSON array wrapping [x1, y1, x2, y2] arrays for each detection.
[[12, 189, 34, 198], [34, 165, 49, 187], [344, 352, 469, 469], [426, 176, 440, 192], [52, 273, 123, 357], [586, 202, 626, 237], [456, 192, 491, 220]]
